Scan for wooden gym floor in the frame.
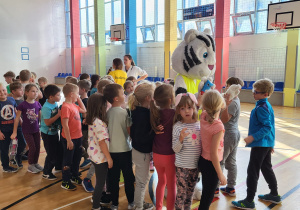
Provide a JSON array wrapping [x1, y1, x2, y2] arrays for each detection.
[[0, 103, 299, 210]]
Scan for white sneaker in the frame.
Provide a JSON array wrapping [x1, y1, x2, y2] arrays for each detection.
[[35, 164, 43, 171], [111, 205, 118, 210], [28, 164, 40, 174], [128, 202, 135, 209]]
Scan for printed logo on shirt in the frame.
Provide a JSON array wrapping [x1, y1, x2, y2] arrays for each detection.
[[26, 108, 38, 123], [74, 111, 81, 121], [1, 105, 14, 121], [115, 76, 126, 80]]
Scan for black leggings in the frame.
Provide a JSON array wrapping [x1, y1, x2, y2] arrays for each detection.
[[92, 162, 108, 209], [198, 156, 219, 210]]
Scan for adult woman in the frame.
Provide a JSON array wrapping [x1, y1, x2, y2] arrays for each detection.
[[123, 54, 148, 82]]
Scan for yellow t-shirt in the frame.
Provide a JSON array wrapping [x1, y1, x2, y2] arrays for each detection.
[[109, 70, 127, 87], [175, 74, 201, 94]]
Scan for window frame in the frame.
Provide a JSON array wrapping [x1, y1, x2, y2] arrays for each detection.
[[80, 0, 95, 47]]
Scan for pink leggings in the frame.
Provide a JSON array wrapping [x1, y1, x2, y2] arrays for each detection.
[[153, 153, 176, 210]]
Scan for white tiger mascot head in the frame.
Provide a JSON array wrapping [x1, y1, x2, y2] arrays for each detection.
[[172, 29, 216, 95]]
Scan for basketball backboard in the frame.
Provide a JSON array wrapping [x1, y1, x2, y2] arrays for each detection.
[[110, 24, 126, 41], [267, 0, 300, 30]]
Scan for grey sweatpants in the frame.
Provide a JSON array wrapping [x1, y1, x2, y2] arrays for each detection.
[[132, 148, 151, 209], [218, 131, 240, 188]]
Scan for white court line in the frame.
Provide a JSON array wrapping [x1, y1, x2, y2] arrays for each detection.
[[53, 184, 125, 210]]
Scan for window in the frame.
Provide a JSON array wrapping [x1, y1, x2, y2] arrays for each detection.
[[136, 0, 165, 43], [80, 0, 95, 47], [65, 0, 71, 48], [105, 0, 125, 44]]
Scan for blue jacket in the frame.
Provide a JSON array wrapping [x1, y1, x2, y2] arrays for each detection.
[[247, 98, 275, 148]]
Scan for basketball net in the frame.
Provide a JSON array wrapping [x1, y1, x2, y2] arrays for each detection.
[[109, 37, 120, 42], [270, 22, 287, 37]]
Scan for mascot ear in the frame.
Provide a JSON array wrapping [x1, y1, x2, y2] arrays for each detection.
[[203, 28, 212, 35], [184, 29, 199, 44]]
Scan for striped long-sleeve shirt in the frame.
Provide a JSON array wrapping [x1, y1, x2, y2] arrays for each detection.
[[172, 121, 201, 169]]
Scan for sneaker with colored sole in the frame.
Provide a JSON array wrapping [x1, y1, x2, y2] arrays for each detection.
[[80, 159, 92, 169], [258, 193, 282, 204], [71, 176, 82, 185], [42, 173, 57, 180], [82, 178, 94, 192], [214, 188, 220, 197], [3, 166, 18, 173], [220, 187, 236, 196], [232, 199, 255, 209], [61, 181, 77, 191]]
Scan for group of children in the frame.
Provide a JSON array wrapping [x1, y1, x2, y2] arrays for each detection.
[[0, 65, 281, 210]]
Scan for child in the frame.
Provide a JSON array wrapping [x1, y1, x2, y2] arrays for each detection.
[[19, 70, 31, 97], [109, 58, 127, 87], [86, 93, 113, 210], [103, 84, 135, 210], [232, 79, 281, 209], [10, 82, 24, 106], [128, 82, 155, 210], [102, 75, 115, 83], [97, 79, 113, 94], [198, 90, 227, 210], [77, 80, 92, 169], [90, 74, 101, 96], [150, 84, 176, 210], [80, 73, 90, 81], [60, 83, 86, 190], [215, 77, 244, 197], [3, 71, 15, 94], [30, 72, 37, 84], [11, 84, 43, 174], [38, 77, 48, 106], [40, 85, 61, 180], [172, 93, 201, 210], [124, 81, 134, 107], [65, 76, 78, 85], [126, 76, 137, 87], [0, 83, 25, 172]]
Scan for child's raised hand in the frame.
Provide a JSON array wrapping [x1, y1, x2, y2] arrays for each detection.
[[155, 124, 164, 134], [218, 173, 227, 186], [244, 135, 254, 145], [179, 128, 189, 143]]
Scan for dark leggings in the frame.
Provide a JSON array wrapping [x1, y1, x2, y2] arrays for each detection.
[[92, 162, 108, 209], [198, 156, 219, 210], [23, 132, 41, 165]]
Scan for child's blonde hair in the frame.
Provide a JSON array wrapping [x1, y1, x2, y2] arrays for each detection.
[[38, 77, 48, 83], [174, 95, 198, 124], [150, 84, 174, 132], [201, 89, 225, 124], [128, 82, 155, 110], [65, 76, 78, 85], [63, 83, 79, 97], [31, 72, 37, 79], [253, 78, 274, 96], [102, 75, 115, 83]]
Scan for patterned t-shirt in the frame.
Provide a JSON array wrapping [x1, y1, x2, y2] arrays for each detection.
[[172, 121, 201, 169], [17, 101, 42, 134], [88, 118, 110, 164]]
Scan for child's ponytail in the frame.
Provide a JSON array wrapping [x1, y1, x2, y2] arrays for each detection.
[[150, 100, 161, 132]]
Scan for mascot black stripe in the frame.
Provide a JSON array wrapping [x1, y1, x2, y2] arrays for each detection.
[[196, 35, 211, 48], [189, 46, 202, 65], [207, 35, 215, 52], [184, 45, 194, 70]]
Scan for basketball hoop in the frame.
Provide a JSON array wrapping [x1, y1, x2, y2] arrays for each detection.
[[109, 37, 120, 42], [270, 22, 287, 36]]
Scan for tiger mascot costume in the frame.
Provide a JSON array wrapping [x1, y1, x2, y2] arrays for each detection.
[[172, 28, 216, 95]]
